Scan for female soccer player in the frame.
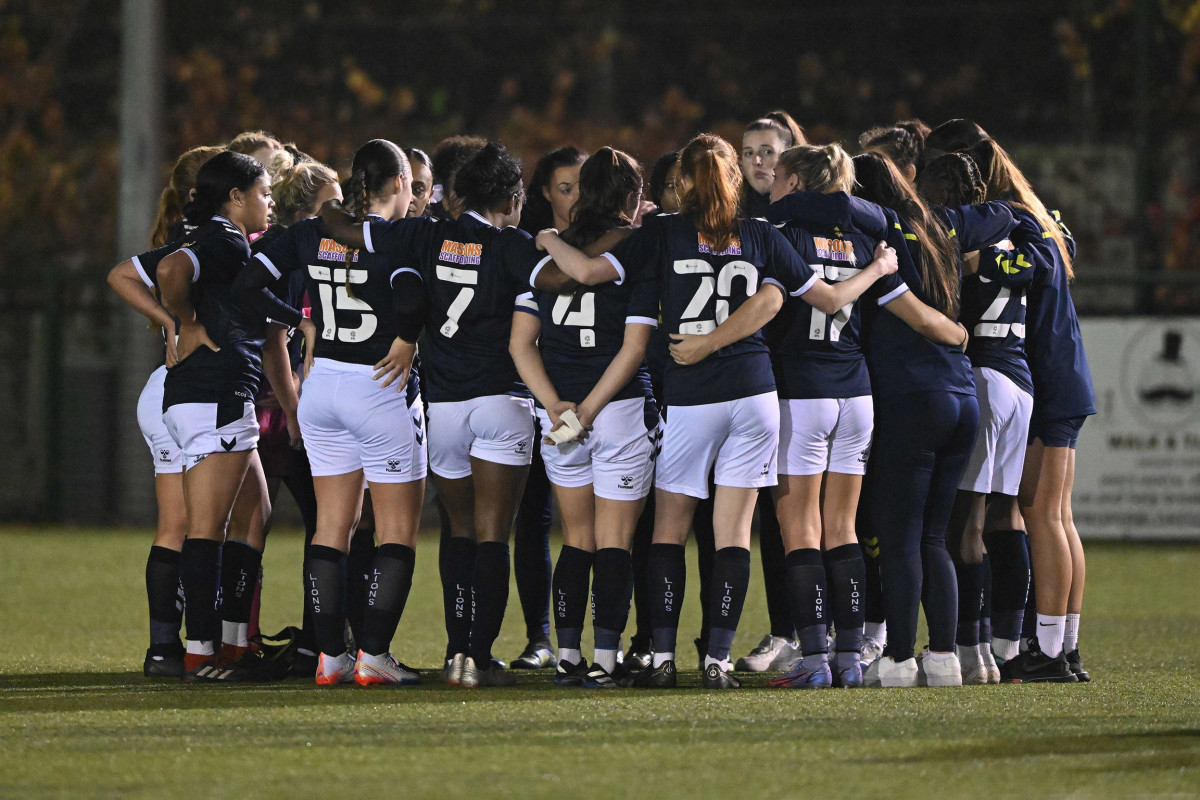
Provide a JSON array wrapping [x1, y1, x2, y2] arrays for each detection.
[[916, 152, 1026, 685], [320, 142, 544, 688], [510, 147, 658, 688], [740, 111, 805, 219], [108, 144, 220, 677], [969, 137, 1094, 683], [859, 123, 926, 185], [762, 144, 969, 690], [238, 139, 428, 686], [536, 133, 897, 689], [519, 146, 588, 235], [841, 152, 1014, 687], [151, 151, 300, 680], [405, 148, 435, 218]]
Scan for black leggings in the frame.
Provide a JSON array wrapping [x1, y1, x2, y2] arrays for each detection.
[[871, 391, 979, 662]]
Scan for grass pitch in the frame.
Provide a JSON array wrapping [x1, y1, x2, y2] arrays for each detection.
[[1, 528, 1198, 799]]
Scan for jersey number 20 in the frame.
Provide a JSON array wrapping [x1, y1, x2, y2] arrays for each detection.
[[675, 259, 758, 335]]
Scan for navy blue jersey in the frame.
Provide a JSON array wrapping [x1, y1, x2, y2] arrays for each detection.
[[160, 216, 267, 408], [980, 207, 1095, 422], [525, 274, 658, 406], [960, 209, 1042, 395], [254, 216, 426, 372], [862, 210, 974, 399], [765, 216, 907, 399], [607, 213, 815, 406], [364, 210, 538, 403]]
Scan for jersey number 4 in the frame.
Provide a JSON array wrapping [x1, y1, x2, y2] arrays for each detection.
[[675, 259, 758, 335], [551, 291, 596, 348], [308, 265, 376, 342]]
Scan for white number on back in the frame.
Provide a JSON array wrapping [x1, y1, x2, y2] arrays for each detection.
[[551, 291, 597, 348], [437, 264, 477, 338], [308, 265, 377, 342], [675, 259, 758, 335]]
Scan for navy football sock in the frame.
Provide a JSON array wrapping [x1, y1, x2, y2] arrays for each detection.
[[468, 541, 511, 666], [345, 526, 377, 645], [785, 548, 828, 655], [441, 535, 475, 658], [359, 543, 415, 656], [648, 543, 686, 658], [514, 455, 553, 641], [708, 546, 751, 662], [591, 547, 632, 648], [146, 545, 183, 646], [984, 529, 1030, 642], [758, 498, 793, 638], [955, 558, 984, 647], [826, 543, 865, 654], [219, 540, 261, 628], [180, 538, 221, 646], [306, 544, 347, 657], [552, 545, 593, 652]]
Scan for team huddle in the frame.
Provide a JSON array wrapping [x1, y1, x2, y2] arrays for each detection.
[[108, 113, 1094, 691]]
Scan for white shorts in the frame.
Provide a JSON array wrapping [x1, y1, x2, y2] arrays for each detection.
[[959, 367, 1032, 495], [655, 391, 780, 499], [778, 395, 873, 476], [426, 394, 536, 478], [162, 400, 259, 464], [138, 365, 183, 474], [299, 359, 427, 483], [537, 396, 659, 501]]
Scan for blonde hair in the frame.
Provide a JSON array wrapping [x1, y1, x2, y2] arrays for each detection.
[[776, 143, 855, 195], [273, 160, 340, 222], [151, 145, 224, 247], [678, 134, 742, 253]]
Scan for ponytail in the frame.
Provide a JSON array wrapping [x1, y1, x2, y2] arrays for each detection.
[[678, 134, 741, 253], [150, 145, 223, 246], [969, 138, 1074, 278], [776, 143, 855, 195]]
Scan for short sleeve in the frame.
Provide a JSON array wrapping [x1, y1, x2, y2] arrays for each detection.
[[763, 224, 817, 296], [363, 216, 431, 261], [253, 222, 310, 281], [625, 273, 660, 326], [186, 227, 251, 285], [131, 243, 181, 288], [608, 219, 661, 286]]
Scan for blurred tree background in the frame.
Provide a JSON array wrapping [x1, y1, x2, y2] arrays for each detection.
[[2, 0, 1199, 522]]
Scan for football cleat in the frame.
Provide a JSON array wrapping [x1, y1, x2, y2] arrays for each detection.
[[833, 656, 864, 689], [735, 635, 799, 673], [999, 641, 1078, 684], [1064, 649, 1090, 682], [768, 657, 832, 689], [144, 644, 185, 679], [860, 636, 885, 669], [553, 658, 591, 687], [315, 651, 356, 686], [865, 656, 918, 688], [183, 653, 222, 682], [444, 652, 467, 686], [460, 656, 515, 687], [633, 659, 677, 689], [582, 663, 620, 689], [980, 644, 1001, 684], [510, 638, 555, 670], [354, 650, 420, 686], [702, 661, 741, 689]]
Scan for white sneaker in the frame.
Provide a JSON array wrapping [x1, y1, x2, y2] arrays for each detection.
[[860, 636, 885, 669], [916, 651, 962, 687], [981, 645, 1001, 684], [314, 651, 355, 686], [957, 644, 988, 685], [354, 650, 420, 686], [444, 652, 466, 686], [871, 656, 918, 688], [735, 635, 799, 672]]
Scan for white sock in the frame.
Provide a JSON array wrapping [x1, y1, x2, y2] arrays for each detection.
[[703, 654, 731, 671], [992, 637, 1020, 662], [1063, 613, 1080, 653], [652, 651, 674, 668], [1035, 613, 1066, 658], [186, 639, 214, 656], [594, 648, 617, 674], [222, 621, 249, 649], [865, 621, 887, 643], [924, 650, 955, 661], [558, 648, 582, 666]]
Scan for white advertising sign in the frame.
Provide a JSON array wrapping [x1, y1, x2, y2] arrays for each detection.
[[1075, 318, 1200, 540]]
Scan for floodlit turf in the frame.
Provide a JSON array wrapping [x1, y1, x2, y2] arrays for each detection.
[[1, 528, 1198, 799]]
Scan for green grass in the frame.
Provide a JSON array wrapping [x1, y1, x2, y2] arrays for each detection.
[[1, 528, 1198, 799]]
